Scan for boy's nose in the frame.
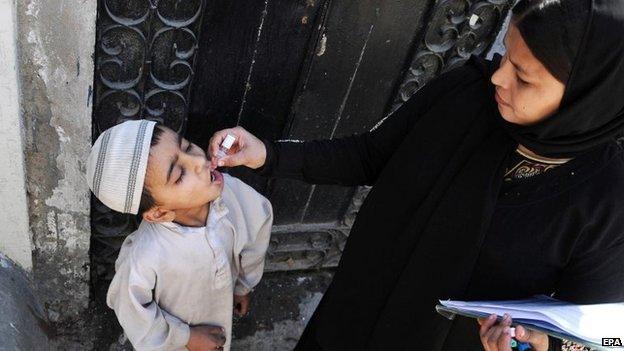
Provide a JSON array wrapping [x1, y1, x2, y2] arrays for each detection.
[[184, 152, 207, 174]]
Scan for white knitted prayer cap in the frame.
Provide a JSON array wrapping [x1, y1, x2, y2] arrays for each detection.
[[86, 119, 157, 214]]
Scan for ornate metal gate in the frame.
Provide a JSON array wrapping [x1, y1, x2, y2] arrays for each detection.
[[91, 0, 513, 281], [91, 0, 207, 279]]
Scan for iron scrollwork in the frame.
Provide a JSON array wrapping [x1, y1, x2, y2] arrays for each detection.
[[91, 0, 205, 279], [265, 187, 370, 272], [265, 227, 350, 272], [390, 0, 512, 112]]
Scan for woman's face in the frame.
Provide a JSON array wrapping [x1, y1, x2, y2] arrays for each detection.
[[490, 23, 566, 125]]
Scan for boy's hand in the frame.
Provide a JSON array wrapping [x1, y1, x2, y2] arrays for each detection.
[[187, 325, 226, 351], [233, 293, 250, 317], [208, 126, 266, 169]]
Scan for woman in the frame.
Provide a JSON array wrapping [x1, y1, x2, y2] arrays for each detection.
[[208, 0, 624, 349]]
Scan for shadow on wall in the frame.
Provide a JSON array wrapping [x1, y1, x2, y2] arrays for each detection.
[[0, 253, 50, 350]]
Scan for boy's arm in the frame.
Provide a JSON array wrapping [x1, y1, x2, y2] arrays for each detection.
[[107, 256, 190, 350], [233, 193, 274, 296]]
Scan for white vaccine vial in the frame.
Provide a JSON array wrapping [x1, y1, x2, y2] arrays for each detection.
[[216, 134, 236, 159]]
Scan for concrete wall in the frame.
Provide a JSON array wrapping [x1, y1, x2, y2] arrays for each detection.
[[0, 253, 50, 350], [15, 0, 96, 322], [0, 0, 32, 271]]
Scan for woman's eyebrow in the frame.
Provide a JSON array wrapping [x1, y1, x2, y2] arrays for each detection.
[[503, 37, 529, 76], [510, 57, 529, 76]]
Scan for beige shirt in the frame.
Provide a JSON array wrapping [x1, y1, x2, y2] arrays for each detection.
[[106, 174, 273, 351]]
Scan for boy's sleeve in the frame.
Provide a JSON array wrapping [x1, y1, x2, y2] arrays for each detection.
[[232, 188, 274, 296], [107, 254, 190, 351]]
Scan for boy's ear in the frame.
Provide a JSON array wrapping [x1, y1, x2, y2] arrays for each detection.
[[142, 206, 176, 223]]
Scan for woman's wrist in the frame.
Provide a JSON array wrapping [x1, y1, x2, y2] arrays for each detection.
[[253, 139, 274, 175]]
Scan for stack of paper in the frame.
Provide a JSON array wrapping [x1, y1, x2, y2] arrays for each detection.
[[436, 295, 624, 351]]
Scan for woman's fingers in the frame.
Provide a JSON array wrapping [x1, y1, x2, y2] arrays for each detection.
[[480, 315, 498, 351], [208, 128, 237, 159], [497, 326, 513, 351], [217, 152, 245, 168], [479, 314, 498, 337], [515, 325, 549, 351], [208, 126, 267, 169], [478, 315, 548, 351], [480, 314, 514, 351], [477, 317, 488, 326], [479, 319, 548, 351], [485, 322, 504, 344]]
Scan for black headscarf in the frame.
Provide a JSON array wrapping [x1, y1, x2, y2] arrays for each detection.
[[502, 0, 624, 157]]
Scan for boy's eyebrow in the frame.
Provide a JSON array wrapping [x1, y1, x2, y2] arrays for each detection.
[[166, 155, 178, 184], [166, 133, 184, 184]]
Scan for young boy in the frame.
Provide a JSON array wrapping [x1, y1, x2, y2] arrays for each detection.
[[86, 120, 273, 351]]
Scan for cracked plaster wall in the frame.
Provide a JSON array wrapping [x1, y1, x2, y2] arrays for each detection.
[[16, 0, 96, 323], [0, 253, 50, 350]]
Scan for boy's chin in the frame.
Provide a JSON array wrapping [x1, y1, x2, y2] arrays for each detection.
[[206, 185, 224, 201], [209, 178, 225, 193]]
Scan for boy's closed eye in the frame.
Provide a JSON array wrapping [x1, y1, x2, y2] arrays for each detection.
[[174, 142, 196, 184], [175, 167, 185, 184]]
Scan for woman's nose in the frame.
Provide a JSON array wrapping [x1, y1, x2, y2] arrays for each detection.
[[491, 56, 512, 89]]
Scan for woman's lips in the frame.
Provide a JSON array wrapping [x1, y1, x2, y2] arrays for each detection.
[[495, 91, 510, 106]]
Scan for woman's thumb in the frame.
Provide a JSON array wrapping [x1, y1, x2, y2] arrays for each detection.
[[515, 325, 544, 346]]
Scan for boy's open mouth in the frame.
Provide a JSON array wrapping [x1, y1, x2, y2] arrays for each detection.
[[210, 170, 223, 184]]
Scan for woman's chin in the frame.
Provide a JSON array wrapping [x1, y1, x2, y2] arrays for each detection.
[[498, 106, 521, 125]]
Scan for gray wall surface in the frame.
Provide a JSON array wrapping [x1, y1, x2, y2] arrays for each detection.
[[15, 0, 96, 322], [0, 253, 49, 350]]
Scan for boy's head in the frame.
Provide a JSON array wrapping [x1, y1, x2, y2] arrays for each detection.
[[87, 120, 224, 222]]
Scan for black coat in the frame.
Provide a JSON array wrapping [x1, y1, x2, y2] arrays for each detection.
[[258, 56, 624, 350]]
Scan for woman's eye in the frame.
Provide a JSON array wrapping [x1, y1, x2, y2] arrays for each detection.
[[175, 168, 185, 184], [185, 143, 193, 152]]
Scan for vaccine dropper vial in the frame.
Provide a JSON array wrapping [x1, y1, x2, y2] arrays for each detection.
[[216, 134, 236, 160]]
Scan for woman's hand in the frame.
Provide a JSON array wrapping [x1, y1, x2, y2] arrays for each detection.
[[207, 126, 266, 169], [187, 325, 226, 350], [478, 314, 549, 351]]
